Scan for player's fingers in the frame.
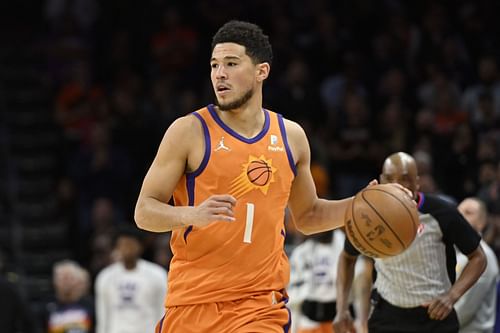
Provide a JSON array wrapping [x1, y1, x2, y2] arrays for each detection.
[[214, 214, 235, 222], [211, 206, 234, 216], [210, 194, 237, 205], [211, 200, 234, 210]]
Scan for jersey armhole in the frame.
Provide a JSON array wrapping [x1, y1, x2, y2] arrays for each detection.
[[185, 111, 211, 205], [277, 113, 297, 176]]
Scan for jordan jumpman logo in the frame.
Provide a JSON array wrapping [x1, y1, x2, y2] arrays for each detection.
[[214, 136, 230, 152]]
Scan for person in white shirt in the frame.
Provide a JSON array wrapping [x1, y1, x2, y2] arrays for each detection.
[[95, 225, 167, 333], [455, 197, 499, 333], [288, 229, 368, 333]]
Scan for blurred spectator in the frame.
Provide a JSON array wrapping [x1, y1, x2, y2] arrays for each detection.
[[462, 56, 500, 120], [481, 160, 500, 264], [95, 225, 167, 333], [329, 93, 378, 197], [478, 160, 500, 216], [150, 6, 198, 77], [456, 197, 499, 333], [273, 56, 323, 125], [44, 260, 94, 333], [374, 100, 410, 157], [153, 234, 173, 272], [320, 52, 367, 124], [88, 197, 118, 279], [288, 230, 367, 333], [69, 122, 131, 232], [438, 123, 478, 201], [45, 0, 99, 33]]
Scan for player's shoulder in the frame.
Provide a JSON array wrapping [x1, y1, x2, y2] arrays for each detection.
[[167, 110, 204, 133], [280, 116, 305, 136], [160, 108, 207, 149], [278, 116, 308, 158]]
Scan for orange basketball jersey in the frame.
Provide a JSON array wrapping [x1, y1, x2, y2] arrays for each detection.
[[167, 104, 296, 306]]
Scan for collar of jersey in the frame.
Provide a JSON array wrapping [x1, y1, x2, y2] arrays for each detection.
[[207, 104, 270, 144]]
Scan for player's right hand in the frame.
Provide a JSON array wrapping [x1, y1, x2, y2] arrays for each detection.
[[191, 194, 236, 227], [333, 310, 356, 333]]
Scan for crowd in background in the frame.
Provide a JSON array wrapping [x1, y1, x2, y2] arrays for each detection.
[[41, 0, 500, 267], [4, 0, 500, 331]]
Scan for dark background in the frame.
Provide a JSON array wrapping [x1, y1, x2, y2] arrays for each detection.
[[1, 0, 500, 330]]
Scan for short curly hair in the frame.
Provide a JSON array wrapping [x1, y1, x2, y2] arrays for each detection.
[[211, 20, 273, 65]]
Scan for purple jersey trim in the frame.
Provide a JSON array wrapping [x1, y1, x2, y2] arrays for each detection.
[[186, 112, 211, 206], [157, 313, 165, 332], [417, 192, 425, 211], [207, 104, 270, 143], [283, 306, 291, 333], [277, 114, 297, 176]]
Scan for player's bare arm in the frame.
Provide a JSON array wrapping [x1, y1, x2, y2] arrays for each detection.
[[423, 245, 486, 320], [285, 119, 352, 234], [134, 115, 236, 232]]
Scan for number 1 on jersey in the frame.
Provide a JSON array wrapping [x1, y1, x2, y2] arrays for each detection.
[[243, 203, 255, 243]]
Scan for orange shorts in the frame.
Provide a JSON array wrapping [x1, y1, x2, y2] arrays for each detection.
[[156, 290, 291, 333]]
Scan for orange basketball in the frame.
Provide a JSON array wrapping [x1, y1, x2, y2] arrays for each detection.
[[344, 183, 419, 258], [246, 160, 271, 186]]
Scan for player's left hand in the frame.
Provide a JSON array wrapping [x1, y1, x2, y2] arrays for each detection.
[[421, 293, 456, 320]]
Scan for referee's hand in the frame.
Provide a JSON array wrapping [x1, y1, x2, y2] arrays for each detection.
[[333, 310, 356, 333], [421, 293, 455, 320]]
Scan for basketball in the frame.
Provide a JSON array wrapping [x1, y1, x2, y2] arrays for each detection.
[[344, 184, 419, 258], [246, 160, 272, 186]]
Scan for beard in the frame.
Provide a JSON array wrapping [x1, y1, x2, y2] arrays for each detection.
[[216, 87, 254, 111]]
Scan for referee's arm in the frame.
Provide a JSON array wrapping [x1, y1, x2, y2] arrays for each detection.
[[334, 240, 360, 333]]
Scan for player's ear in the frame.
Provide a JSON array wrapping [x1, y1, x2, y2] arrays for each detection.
[[256, 62, 270, 82]]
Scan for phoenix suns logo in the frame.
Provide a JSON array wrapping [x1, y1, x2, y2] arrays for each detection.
[[230, 155, 277, 198]]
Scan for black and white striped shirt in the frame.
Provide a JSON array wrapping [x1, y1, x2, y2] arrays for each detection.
[[345, 192, 481, 308]]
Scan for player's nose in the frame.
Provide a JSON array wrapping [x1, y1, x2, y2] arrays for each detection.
[[215, 66, 228, 79]]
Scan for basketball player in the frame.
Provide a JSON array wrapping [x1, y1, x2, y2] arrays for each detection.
[[455, 197, 499, 333], [333, 152, 487, 333], [134, 20, 407, 333]]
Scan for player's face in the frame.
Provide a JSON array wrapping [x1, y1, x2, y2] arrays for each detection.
[[210, 43, 259, 111]]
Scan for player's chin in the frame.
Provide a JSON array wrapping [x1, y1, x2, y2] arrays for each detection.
[[216, 100, 235, 111]]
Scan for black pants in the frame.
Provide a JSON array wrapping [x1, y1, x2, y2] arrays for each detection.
[[368, 296, 459, 333]]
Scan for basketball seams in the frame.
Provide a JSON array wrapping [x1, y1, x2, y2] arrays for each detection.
[[350, 194, 391, 257], [361, 188, 417, 249], [366, 188, 419, 236], [249, 170, 270, 184], [247, 160, 272, 185]]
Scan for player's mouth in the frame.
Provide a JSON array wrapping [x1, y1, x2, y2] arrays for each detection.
[[216, 84, 231, 96]]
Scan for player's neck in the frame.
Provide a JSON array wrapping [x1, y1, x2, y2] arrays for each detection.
[[215, 99, 265, 139]]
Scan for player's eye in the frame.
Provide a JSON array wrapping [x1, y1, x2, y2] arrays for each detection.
[[211, 63, 218, 69], [227, 62, 237, 66]]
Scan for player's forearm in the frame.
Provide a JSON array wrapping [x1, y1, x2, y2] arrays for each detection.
[[295, 197, 353, 235], [448, 247, 486, 303], [135, 196, 191, 232]]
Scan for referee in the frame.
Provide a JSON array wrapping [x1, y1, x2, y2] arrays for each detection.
[[333, 152, 487, 333]]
